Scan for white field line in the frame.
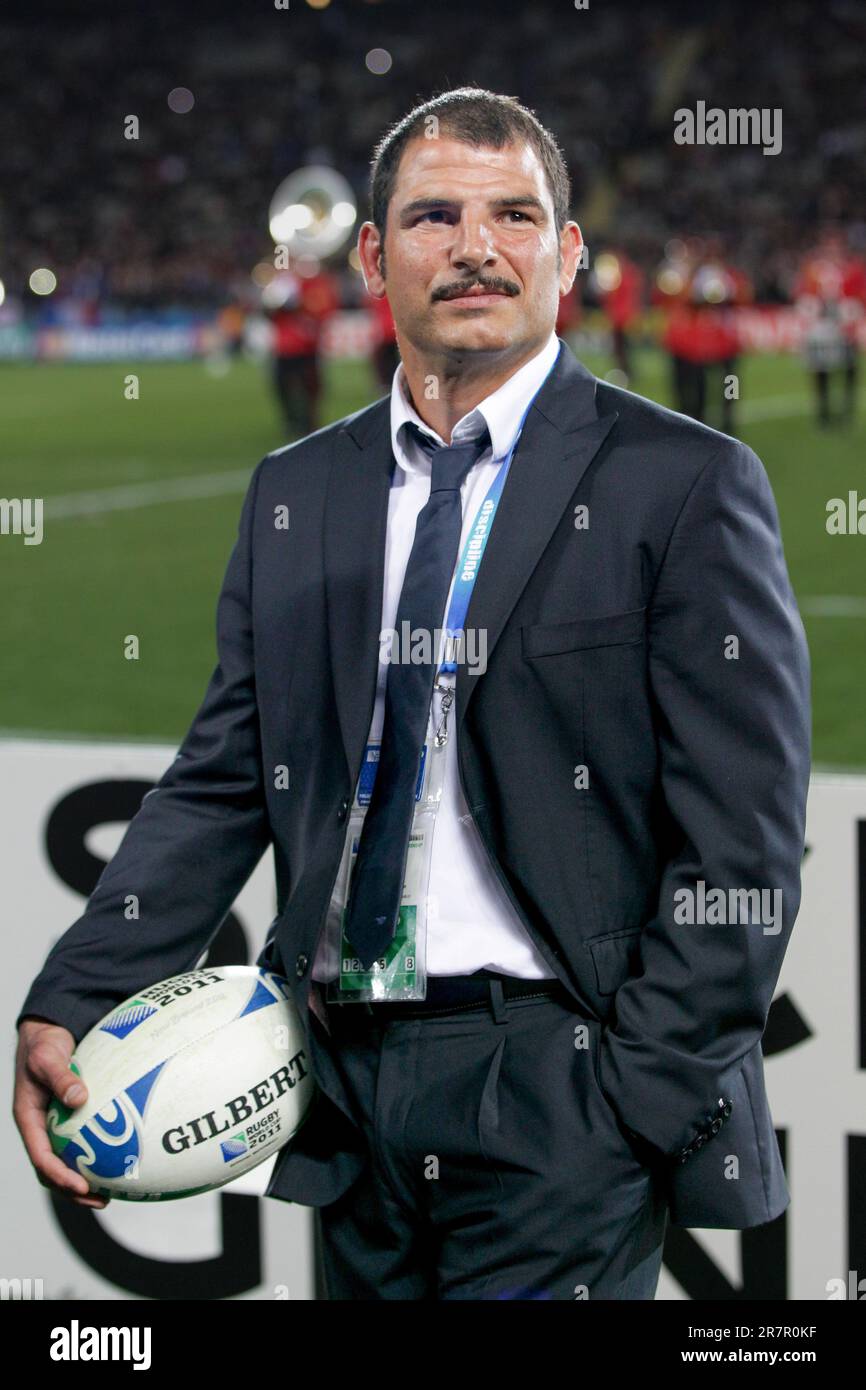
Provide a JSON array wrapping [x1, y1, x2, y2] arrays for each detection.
[[799, 596, 866, 617], [45, 468, 254, 519], [737, 393, 812, 423]]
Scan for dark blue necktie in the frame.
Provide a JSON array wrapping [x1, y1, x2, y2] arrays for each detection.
[[342, 422, 491, 969]]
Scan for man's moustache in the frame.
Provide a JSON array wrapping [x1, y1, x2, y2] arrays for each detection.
[[432, 279, 519, 301]]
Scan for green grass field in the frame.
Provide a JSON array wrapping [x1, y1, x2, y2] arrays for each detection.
[[2, 346, 864, 767]]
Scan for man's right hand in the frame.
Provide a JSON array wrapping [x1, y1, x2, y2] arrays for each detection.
[[13, 1018, 110, 1209]]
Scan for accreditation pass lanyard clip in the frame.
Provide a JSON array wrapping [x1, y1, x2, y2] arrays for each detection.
[[431, 350, 559, 748]]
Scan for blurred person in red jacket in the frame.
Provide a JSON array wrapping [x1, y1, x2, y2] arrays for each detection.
[[593, 248, 643, 384], [795, 227, 866, 427], [657, 239, 700, 420], [688, 240, 751, 434], [266, 265, 339, 438], [660, 239, 750, 434]]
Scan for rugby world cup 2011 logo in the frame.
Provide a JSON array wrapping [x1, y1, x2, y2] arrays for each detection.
[[99, 999, 158, 1040], [220, 1133, 248, 1163], [47, 1061, 165, 1183]]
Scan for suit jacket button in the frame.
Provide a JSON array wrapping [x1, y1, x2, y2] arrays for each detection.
[[710, 1118, 723, 1134], [723, 1101, 733, 1118], [295, 953, 309, 978], [337, 799, 349, 823]]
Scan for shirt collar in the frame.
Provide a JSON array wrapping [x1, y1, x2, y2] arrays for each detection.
[[390, 330, 561, 476]]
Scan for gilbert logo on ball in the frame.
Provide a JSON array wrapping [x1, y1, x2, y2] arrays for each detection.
[[46, 966, 314, 1200]]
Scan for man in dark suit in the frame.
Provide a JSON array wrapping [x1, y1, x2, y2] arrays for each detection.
[[14, 88, 811, 1300]]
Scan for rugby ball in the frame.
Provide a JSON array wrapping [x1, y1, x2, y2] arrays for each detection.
[[47, 966, 314, 1201]]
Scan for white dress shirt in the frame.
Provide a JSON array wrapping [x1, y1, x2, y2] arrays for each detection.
[[313, 330, 561, 982]]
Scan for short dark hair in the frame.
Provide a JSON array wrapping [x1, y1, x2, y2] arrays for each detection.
[[369, 87, 572, 239]]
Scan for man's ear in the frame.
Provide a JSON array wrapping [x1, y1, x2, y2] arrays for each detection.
[[559, 220, 583, 295], [359, 221, 387, 296]]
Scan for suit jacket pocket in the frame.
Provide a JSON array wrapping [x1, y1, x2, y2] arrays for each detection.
[[587, 926, 643, 995], [521, 606, 647, 658]]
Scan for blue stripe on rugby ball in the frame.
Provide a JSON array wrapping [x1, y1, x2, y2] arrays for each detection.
[[58, 1061, 165, 1180], [238, 976, 281, 1019]]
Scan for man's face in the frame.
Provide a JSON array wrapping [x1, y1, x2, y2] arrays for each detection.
[[359, 136, 581, 362]]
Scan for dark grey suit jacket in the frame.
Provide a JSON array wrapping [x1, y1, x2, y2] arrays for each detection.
[[18, 340, 811, 1230]]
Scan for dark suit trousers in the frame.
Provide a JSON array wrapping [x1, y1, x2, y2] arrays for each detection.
[[315, 982, 668, 1300]]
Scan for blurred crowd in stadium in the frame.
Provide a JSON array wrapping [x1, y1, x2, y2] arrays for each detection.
[[1, 0, 865, 433]]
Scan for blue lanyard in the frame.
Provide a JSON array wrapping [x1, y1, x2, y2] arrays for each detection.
[[437, 352, 558, 675]]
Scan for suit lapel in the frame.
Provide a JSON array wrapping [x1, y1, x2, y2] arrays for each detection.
[[455, 344, 619, 732], [324, 398, 392, 780]]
